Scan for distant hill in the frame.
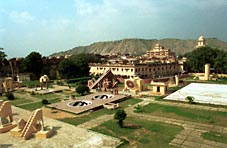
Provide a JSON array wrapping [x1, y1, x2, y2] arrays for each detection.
[[51, 38, 227, 57]]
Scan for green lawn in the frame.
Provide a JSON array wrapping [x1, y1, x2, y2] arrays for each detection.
[[91, 117, 183, 148], [59, 98, 142, 126], [202, 131, 227, 144], [18, 98, 61, 111], [31, 93, 59, 100], [134, 103, 227, 126], [1, 96, 32, 106], [168, 86, 183, 93]]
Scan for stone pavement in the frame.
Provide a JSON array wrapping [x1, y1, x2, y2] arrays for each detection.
[[0, 106, 121, 148], [170, 129, 227, 148]]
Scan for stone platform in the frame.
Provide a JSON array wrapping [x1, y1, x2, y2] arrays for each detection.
[[49, 93, 127, 114], [0, 106, 121, 148]]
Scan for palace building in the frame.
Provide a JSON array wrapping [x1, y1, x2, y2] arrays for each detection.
[[89, 43, 180, 79], [144, 43, 176, 63], [89, 63, 179, 79]]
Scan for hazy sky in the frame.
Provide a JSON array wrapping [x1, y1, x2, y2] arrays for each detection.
[[0, 0, 227, 58]]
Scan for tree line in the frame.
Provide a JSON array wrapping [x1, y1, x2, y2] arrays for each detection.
[[1, 50, 103, 79], [184, 46, 227, 73]]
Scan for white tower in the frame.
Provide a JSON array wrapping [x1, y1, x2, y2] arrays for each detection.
[[196, 36, 207, 48]]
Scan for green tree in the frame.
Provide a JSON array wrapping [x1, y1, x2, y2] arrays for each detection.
[[0, 47, 7, 66], [73, 53, 103, 63], [214, 51, 227, 73], [58, 58, 76, 79], [185, 47, 219, 72], [58, 54, 90, 79], [76, 85, 90, 96], [114, 109, 127, 128], [22, 52, 43, 78]]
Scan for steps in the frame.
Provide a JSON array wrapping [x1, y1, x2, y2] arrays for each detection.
[[20, 109, 42, 140]]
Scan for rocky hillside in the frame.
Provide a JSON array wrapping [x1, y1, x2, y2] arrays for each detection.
[[51, 38, 227, 56]]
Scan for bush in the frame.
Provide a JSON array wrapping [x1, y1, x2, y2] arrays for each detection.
[[6, 92, 15, 100], [42, 99, 49, 104], [134, 105, 144, 113], [30, 91, 35, 95], [114, 109, 127, 128], [76, 85, 90, 96], [185, 96, 195, 104]]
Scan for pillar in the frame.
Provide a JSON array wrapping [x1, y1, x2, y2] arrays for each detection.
[[175, 75, 179, 86], [205, 64, 210, 80]]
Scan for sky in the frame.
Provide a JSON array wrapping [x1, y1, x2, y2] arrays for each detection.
[[0, 0, 227, 58]]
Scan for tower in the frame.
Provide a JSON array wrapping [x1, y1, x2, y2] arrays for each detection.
[[196, 36, 207, 48], [204, 64, 210, 80]]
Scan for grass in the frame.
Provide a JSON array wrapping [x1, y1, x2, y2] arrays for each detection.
[[134, 103, 227, 126], [1, 96, 32, 106], [59, 98, 142, 126], [59, 108, 114, 125], [168, 86, 183, 93], [202, 131, 227, 144], [18, 98, 61, 111], [31, 93, 59, 100], [91, 117, 183, 148], [151, 95, 165, 101], [183, 77, 227, 84]]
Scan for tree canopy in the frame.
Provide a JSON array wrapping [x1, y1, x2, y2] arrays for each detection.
[[184, 46, 227, 73], [76, 85, 90, 96], [114, 109, 127, 128], [22, 52, 43, 78], [0, 47, 7, 66], [58, 54, 91, 79]]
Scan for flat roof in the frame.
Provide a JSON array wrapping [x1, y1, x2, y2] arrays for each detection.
[[164, 83, 227, 105]]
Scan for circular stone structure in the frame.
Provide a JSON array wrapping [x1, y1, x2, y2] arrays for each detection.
[[67, 100, 92, 107], [92, 94, 114, 100]]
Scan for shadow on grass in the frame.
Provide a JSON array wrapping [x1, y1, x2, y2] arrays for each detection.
[[123, 123, 142, 129], [0, 144, 13, 148]]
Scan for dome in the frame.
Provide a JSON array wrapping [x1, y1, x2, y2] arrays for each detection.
[[198, 36, 205, 41]]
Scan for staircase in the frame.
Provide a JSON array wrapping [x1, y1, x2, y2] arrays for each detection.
[[0, 100, 5, 111], [90, 69, 115, 89], [20, 109, 42, 140]]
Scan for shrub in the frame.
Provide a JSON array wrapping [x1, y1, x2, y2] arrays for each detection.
[[42, 99, 49, 104], [114, 109, 127, 128], [76, 85, 90, 96], [30, 91, 35, 95], [6, 92, 15, 100], [134, 105, 144, 113], [185, 96, 195, 104]]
